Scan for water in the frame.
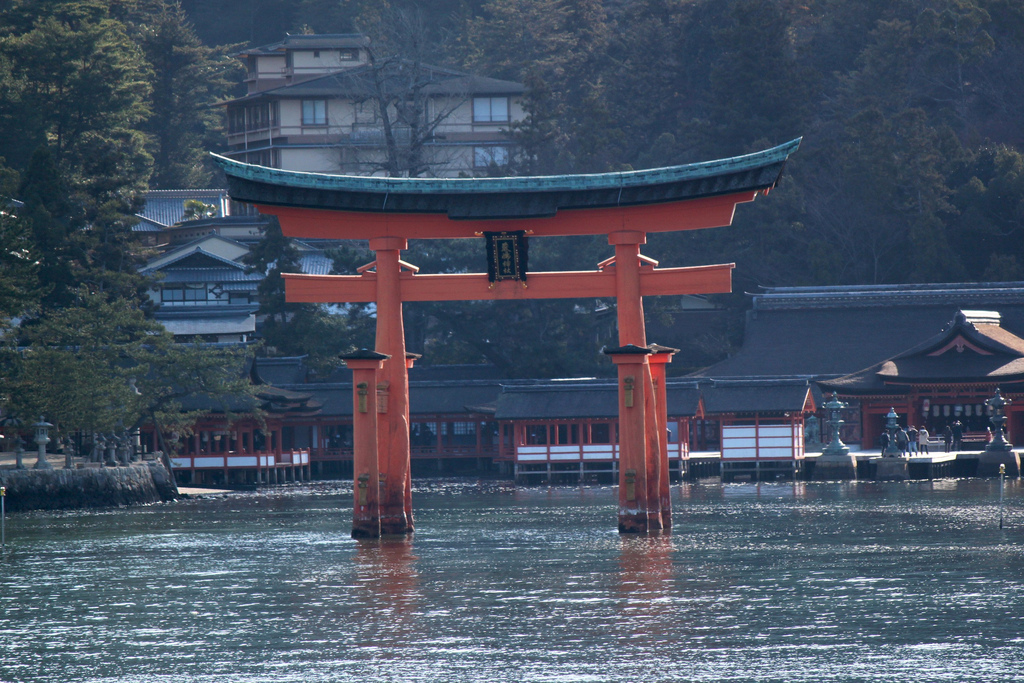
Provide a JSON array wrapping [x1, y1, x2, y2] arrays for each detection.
[[1, 479, 1022, 682]]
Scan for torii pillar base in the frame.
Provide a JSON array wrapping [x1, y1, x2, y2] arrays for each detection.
[[605, 345, 654, 534], [341, 350, 390, 539]]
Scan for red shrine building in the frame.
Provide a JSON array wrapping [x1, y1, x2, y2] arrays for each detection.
[[820, 310, 1024, 448], [696, 282, 1024, 451]]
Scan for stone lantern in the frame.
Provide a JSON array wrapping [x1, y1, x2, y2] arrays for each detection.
[[813, 392, 858, 480], [822, 393, 850, 457], [976, 388, 1020, 477], [985, 389, 1013, 453], [883, 408, 902, 457], [33, 417, 52, 469]]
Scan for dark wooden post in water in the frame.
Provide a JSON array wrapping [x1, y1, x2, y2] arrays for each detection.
[[213, 137, 801, 534], [341, 350, 389, 539]]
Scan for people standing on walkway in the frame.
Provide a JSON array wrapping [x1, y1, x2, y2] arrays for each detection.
[[880, 430, 890, 455], [908, 425, 919, 454], [918, 426, 930, 454], [952, 420, 963, 451], [896, 427, 909, 456], [943, 424, 953, 452]]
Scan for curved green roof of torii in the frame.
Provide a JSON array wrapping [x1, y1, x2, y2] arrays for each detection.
[[211, 137, 801, 220]]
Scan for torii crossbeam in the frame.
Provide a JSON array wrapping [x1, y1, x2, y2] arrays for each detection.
[[213, 137, 801, 536]]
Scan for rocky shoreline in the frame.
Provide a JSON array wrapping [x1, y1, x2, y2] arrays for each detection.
[[0, 461, 179, 512]]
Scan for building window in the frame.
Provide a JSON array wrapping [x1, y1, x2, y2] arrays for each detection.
[[473, 96, 509, 123], [302, 99, 327, 126], [474, 146, 509, 168], [161, 284, 208, 304], [339, 48, 358, 61]]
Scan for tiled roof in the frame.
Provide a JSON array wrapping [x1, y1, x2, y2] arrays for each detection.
[[138, 189, 229, 226], [225, 66, 523, 104], [156, 314, 255, 336], [298, 253, 333, 275], [697, 286, 1024, 380], [821, 311, 1024, 393], [240, 33, 369, 56], [701, 379, 814, 415], [142, 247, 250, 274], [156, 269, 261, 284]]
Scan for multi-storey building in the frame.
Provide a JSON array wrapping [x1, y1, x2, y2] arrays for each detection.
[[222, 33, 524, 176]]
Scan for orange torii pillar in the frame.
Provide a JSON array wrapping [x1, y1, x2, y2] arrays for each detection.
[[607, 230, 664, 533], [605, 345, 654, 533], [341, 349, 389, 538], [404, 352, 421, 529], [369, 237, 414, 535], [648, 345, 679, 530]]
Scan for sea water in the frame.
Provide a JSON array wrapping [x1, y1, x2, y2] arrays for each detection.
[[0, 479, 1022, 682]]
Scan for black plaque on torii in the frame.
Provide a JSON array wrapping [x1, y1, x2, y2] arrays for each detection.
[[484, 231, 528, 284]]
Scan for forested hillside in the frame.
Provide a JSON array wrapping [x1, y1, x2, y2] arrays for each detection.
[[2, 0, 1024, 378]]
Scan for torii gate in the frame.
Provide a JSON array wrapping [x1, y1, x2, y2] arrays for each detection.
[[214, 138, 800, 536]]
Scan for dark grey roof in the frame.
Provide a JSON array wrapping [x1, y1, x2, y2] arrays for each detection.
[[252, 357, 308, 385], [142, 248, 250, 274], [820, 311, 1024, 394], [240, 34, 369, 56], [697, 283, 1024, 380], [701, 379, 814, 415], [133, 216, 166, 232], [298, 253, 333, 275], [494, 379, 704, 420], [495, 381, 619, 420], [225, 67, 523, 104], [155, 269, 262, 284], [154, 306, 258, 320]]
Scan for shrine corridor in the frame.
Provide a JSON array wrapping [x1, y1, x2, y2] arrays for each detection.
[[1, 479, 1022, 682]]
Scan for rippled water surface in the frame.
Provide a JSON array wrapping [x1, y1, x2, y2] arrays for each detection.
[[1, 479, 1023, 682]]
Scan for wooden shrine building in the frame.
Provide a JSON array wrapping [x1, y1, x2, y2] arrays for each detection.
[[820, 310, 1024, 449], [213, 139, 801, 535]]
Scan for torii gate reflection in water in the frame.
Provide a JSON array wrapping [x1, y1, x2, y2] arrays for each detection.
[[214, 138, 800, 536]]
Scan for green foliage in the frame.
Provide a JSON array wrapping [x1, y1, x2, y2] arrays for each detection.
[[182, 199, 217, 220], [134, 0, 241, 188], [1, 291, 259, 439]]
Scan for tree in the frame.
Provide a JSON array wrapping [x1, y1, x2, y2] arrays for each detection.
[[135, 0, 241, 188], [324, 6, 470, 177], [1, 290, 260, 444], [0, 1, 154, 303]]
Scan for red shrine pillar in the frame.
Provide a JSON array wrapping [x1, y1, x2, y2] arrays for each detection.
[[648, 345, 678, 530], [404, 352, 421, 528], [606, 346, 652, 533], [341, 350, 389, 539], [608, 230, 662, 532], [369, 237, 414, 535]]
